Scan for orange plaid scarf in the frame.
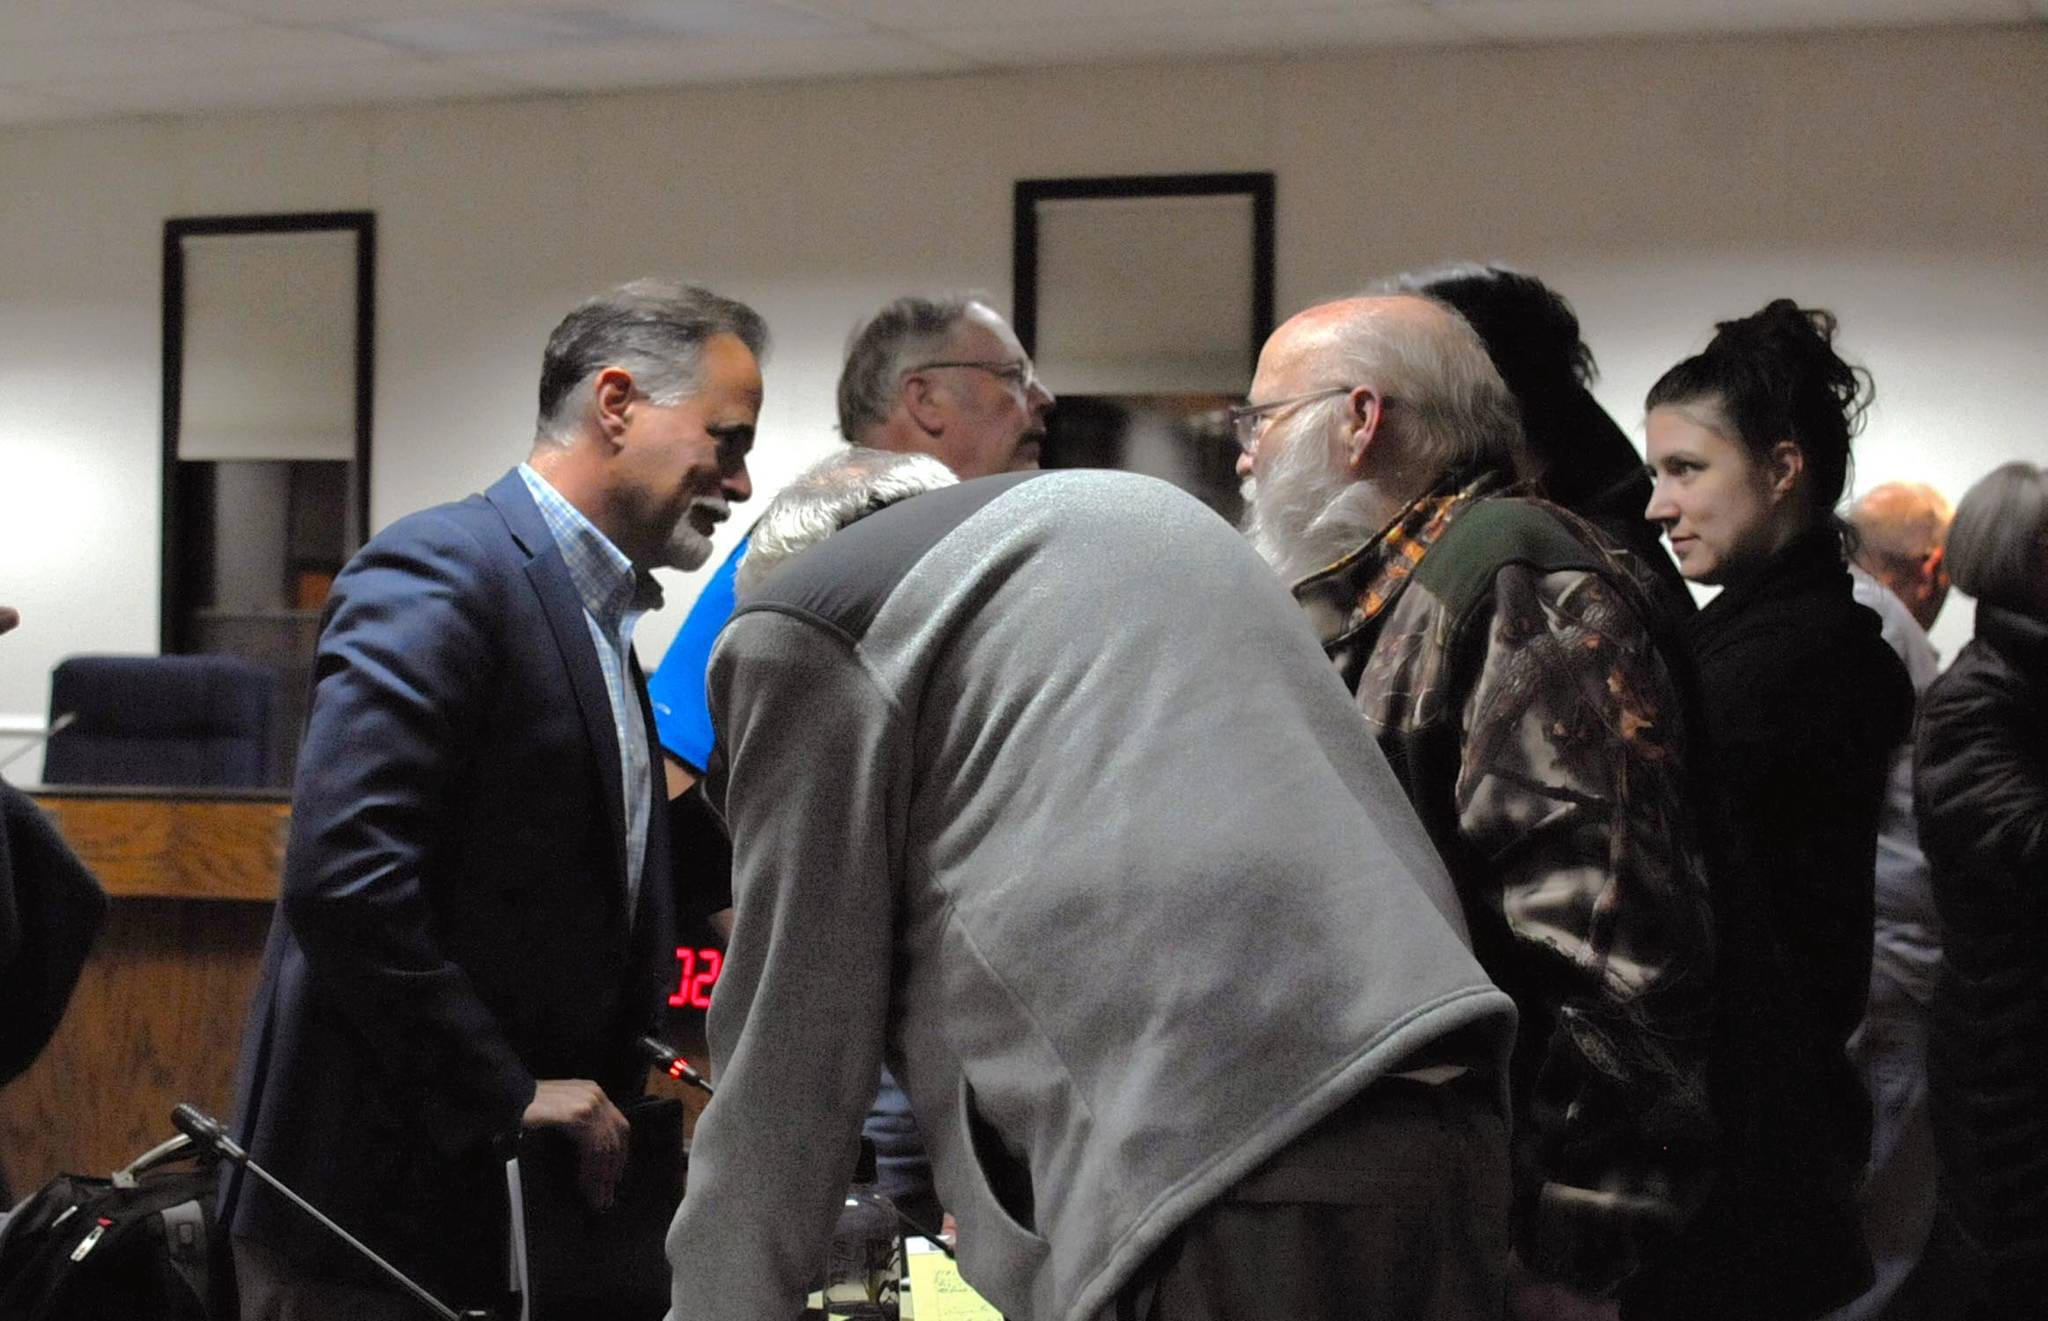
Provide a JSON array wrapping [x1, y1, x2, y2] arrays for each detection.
[[1349, 487, 1468, 625], [1291, 471, 1511, 646]]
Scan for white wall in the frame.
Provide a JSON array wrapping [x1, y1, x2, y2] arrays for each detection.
[[2, 25, 2044, 780]]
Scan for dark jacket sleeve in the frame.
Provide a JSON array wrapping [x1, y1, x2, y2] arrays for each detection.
[[279, 518, 538, 1155], [1916, 661, 2048, 884], [1455, 564, 1716, 1293], [0, 784, 108, 1085]]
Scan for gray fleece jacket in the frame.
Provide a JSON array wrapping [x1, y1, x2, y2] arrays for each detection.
[[666, 470, 1514, 1321]]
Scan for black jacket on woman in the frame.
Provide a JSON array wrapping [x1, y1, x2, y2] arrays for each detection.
[[1627, 528, 1914, 1321], [1693, 530, 1914, 1083], [1916, 602, 2048, 1314]]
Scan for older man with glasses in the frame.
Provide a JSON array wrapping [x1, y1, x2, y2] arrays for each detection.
[[835, 292, 1055, 477], [1236, 291, 1719, 1321], [642, 293, 1055, 1244]]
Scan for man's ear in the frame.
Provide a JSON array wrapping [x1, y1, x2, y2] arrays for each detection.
[[1766, 439, 1805, 500], [900, 370, 948, 437], [593, 366, 636, 443], [1922, 544, 1948, 593], [1342, 388, 1387, 477]]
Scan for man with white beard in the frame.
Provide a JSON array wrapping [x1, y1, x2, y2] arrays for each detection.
[[1237, 293, 1716, 1321], [224, 280, 767, 1320]]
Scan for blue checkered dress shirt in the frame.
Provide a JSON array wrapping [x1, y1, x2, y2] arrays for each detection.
[[517, 463, 662, 910]]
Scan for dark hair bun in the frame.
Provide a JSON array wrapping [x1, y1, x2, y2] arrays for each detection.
[[1707, 299, 1870, 440], [1646, 297, 1874, 514]]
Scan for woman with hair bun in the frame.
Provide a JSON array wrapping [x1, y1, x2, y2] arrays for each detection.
[[1913, 461, 2048, 1321], [1627, 300, 1915, 1321]]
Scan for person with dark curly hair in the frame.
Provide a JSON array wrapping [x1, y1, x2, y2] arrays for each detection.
[[1395, 262, 1693, 622], [1629, 300, 1915, 1321]]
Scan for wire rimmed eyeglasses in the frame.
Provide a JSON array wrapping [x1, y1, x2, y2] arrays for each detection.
[[904, 358, 1043, 396], [1226, 386, 1365, 453]]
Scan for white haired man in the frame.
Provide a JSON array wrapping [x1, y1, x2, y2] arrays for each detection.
[[835, 294, 1055, 477], [1851, 481, 1952, 636], [651, 293, 1052, 786], [1823, 481, 1956, 1321], [1238, 294, 1717, 1320], [645, 296, 1054, 1234], [669, 450, 1517, 1321]]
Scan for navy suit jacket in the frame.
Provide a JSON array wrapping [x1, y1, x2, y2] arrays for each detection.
[[225, 469, 675, 1298]]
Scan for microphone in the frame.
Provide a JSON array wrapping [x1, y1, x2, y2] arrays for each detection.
[[638, 1036, 714, 1095], [628, 1047, 959, 1260], [172, 1103, 494, 1320], [171, 1102, 246, 1162]]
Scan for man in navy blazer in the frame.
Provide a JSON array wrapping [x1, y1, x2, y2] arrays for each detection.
[[224, 280, 768, 1318]]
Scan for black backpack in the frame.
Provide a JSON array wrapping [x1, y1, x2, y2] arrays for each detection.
[[0, 1136, 225, 1321]]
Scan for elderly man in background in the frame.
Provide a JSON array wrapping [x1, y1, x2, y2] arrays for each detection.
[[644, 294, 1054, 1235], [1824, 481, 1956, 1321], [670, 449, 1517, 1321], [1851, 482, 1952, 639], [1236, 293, 1716, 1320], [835, 293, 1056, 476], [649, 292, 1052, 788]]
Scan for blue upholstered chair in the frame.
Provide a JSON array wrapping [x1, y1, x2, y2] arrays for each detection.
[[42, 654, 280, 788]]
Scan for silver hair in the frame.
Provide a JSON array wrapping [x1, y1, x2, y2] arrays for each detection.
[[835, 293, 983, 443], [534, 278, 768, 445], [1333, 292, 1532, 484], [736, 447, 959, 596], [1945, 462, 2048, 613], [1241, 295, 1530, 583]]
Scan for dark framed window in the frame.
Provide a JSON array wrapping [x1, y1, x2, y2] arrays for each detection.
[[1013, 173, 1274, 524], [160, 211, 374, 783]]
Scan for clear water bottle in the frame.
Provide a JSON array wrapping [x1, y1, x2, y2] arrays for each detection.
[[819, 1137, 902, 1319]]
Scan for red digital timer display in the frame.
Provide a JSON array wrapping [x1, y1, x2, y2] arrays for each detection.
[[669, 946, 724, 1010]]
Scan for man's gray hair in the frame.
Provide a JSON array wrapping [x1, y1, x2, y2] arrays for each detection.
[[1945, 461, 2048, 612], [535, 278, 768, 443], [1336, 291, 1531, 485], [736, 447, 959, 596], [836, 294, 981, 444]]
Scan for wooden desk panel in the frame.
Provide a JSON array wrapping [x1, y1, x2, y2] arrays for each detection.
[[0, 791, 286, 1195], [1, 789, 709, 1201], [1, 898, 274, 1192], [30, 792, 288, 901]]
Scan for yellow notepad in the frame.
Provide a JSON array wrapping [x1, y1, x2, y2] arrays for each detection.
[[905, 1240, 1002, 1321]]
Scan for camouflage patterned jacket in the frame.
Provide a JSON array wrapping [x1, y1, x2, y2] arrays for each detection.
[[1293, 471, 1715, 1295]]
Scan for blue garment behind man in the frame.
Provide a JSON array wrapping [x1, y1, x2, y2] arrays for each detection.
[[645, 528, 942, 1232], [647, 535, 748, 772]]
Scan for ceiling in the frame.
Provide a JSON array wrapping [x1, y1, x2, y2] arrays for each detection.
[[1, 0, 2041, 127]]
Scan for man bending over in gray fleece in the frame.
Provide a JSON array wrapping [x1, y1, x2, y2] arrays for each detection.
[[666, 448, 1519, 1321]]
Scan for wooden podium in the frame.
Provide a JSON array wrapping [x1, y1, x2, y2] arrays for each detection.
[[0, 787, 287, 1196]]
